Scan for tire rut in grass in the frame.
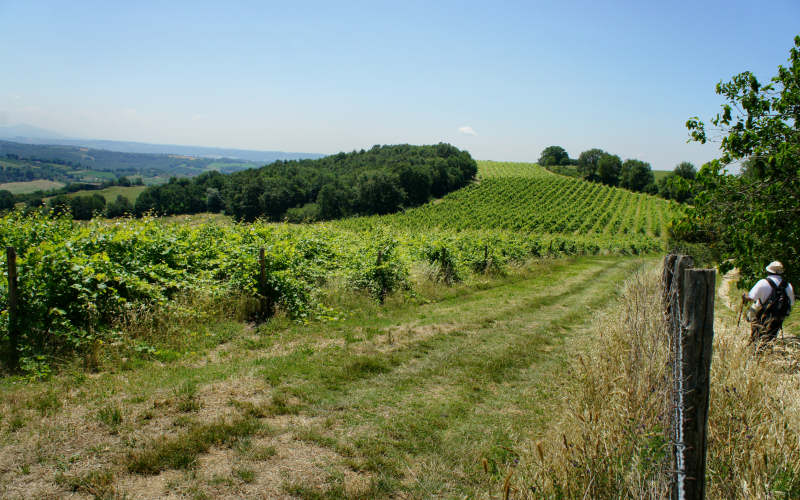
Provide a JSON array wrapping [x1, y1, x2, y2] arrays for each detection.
[[279, 259, 646, 495], [332, 258, 635, 420], [253, 258, 632, 403], [318, 257, 635, 401]]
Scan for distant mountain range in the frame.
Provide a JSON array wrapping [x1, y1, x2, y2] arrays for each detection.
[[0, 124, 324, 163]]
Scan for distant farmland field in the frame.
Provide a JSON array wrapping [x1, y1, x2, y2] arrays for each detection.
[[0, 179, 65, 194], [53, 185, 147, 203]]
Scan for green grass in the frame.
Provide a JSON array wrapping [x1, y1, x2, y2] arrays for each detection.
[[125, 417, 263, 474], [60, 185, 147, 203], [0, 179, 65, 194], [55, 469, 115, 496], [96, 404, 123, 430], [0, 255, 653, 498], [477, 160, 548, 178], [652, 169, 671, 181]]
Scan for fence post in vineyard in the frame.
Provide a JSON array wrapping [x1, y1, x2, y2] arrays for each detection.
[[664, 254, 716, 500], [6, 246, 19, 371], [258, 248, 274, 318], [375, 249, 387, 304]]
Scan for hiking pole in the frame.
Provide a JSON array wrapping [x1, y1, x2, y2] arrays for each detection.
[[737, 296, 746, 327]]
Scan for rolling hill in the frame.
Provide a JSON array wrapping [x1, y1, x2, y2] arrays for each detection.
[[338, 161, 680, 252]]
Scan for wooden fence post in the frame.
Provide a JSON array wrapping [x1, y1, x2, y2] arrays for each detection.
[[676, 268, 715, 500], [662, 254, 677, 308], [258, 248, 274, 318], [6, 246, 19, 371], [664, 254, 715, 500], [376, 249, 386, 304]]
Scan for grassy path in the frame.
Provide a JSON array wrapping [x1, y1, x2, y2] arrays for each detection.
[[0, 255, 652, 499]]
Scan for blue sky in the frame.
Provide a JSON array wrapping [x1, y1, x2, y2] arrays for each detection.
[[1, 0, 798, 169]]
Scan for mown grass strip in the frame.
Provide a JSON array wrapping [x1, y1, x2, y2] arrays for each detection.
[[285, 258, 646, 497]]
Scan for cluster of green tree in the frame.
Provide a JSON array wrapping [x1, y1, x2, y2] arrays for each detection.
[[48, 194, 107, 220], [1, 154, 149, 185], [657, 162, 697, 203], [1, 162, 59, 183], [4, 153, 82, 167], [134, 144, 477, 221], [675, 35, 800, 283], [576, 149, 657, 193], [539, 145, 699, 200], [537, 146, 581, 177], [36, 193, 134, 220], [0, 155, 78, 183], [99, 175, 144, 188], [538, 146, 575, 167], [0, 190, 13, 211], [540, 145, 658, 193]]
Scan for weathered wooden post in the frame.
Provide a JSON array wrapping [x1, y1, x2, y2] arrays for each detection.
[[258, 248, 274, 318], [664, 254, 716, 500], [6, 246, 19, 371], [662, 254, 678, 308], [677, 268, 715, 500], [376, 249, 386, 304]]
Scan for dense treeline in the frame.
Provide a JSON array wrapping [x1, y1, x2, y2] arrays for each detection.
[[657, 162, 697, 203], [134, 144, 478, 221], [0, 160, 69, 183], [675, 35, 800, 283], [538, 145, 697, 202], [48, 193, 107, 220], [0, 190, 13, 211]]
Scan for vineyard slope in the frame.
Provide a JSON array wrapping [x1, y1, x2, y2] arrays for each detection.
[[338, 161, 680, 242]]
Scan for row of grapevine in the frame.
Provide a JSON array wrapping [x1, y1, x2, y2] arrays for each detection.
[[338, 174, 680, 242], [476, 161, 553, 179], [1, 208, 657, 369]]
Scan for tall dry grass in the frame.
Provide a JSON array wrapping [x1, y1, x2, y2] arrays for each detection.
[[510, 266, 800, 499]]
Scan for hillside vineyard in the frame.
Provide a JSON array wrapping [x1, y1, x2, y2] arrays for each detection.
[[341, 162, 679, 243], [0, 161, 678, 364]]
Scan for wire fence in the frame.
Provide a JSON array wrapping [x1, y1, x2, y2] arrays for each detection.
[[662, 254, 716, 500]]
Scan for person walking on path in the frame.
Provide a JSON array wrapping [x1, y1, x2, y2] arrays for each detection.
[[742, 261, 795, 343]]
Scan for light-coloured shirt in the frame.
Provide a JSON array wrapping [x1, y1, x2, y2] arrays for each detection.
[[748, 275, 795, 310]]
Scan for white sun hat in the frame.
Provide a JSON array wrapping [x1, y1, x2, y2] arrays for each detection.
[[766, 261, 785, 274]]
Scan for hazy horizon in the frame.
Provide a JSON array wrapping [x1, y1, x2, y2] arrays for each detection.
[[2, 1, 799, 169]]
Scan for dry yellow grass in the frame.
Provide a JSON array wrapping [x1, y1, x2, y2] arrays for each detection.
[[508, 266, 800, 499]]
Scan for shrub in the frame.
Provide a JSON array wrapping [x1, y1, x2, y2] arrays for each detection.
[[348, 236, 409, 303]]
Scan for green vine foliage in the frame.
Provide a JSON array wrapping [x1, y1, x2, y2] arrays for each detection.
[[422, 240, 463, 285], [347, 235, 410, 303], [681, 35, 800, 285], [0, 213, 339, 368]]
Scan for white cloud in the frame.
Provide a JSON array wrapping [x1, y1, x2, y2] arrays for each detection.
[[458, 125, 477, 136]]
